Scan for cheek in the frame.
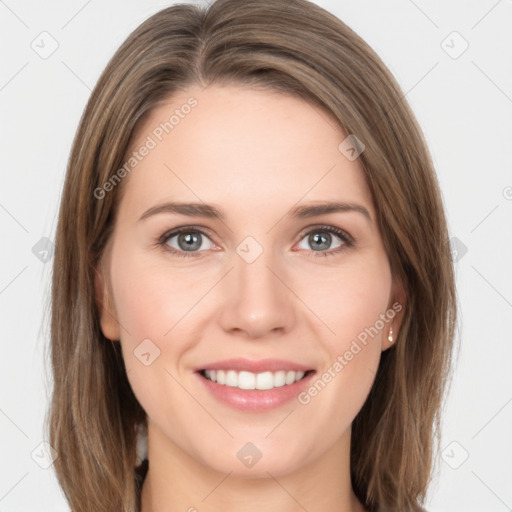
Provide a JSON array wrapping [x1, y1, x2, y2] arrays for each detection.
[[109, 251, 193, 421], [309, 256, 392, 347], [110, 249, 191, 343], [109, 246, 217, 398], [304, 255, 391, 399]]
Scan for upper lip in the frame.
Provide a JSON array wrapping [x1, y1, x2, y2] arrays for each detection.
[[194, 358, 315, 373]]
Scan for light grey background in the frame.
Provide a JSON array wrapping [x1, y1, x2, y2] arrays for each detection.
[[1, 1, 511, 511]]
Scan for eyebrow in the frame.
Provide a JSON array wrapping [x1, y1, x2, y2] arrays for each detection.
[[138, 200, 372, 223]]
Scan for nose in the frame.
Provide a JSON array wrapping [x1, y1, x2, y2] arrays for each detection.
[[217, 246, 297, 339]]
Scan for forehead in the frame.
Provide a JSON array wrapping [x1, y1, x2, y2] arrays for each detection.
[[118, 84, 374, 221]]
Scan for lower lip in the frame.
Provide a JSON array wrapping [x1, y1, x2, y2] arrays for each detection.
[[195, 371, 316, 412]]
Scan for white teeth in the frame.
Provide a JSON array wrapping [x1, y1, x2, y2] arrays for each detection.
[[225, 370, 238, 387], [239, 371, 256, 389], [203, 369, 307, 389]]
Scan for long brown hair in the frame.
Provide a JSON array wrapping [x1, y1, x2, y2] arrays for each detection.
[[46, 1, 458, 511]]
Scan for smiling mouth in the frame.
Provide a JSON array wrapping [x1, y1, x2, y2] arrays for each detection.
[[198, 369, 315, 390]]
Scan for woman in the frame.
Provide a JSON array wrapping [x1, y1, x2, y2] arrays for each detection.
[[46, 0, 457, 511]]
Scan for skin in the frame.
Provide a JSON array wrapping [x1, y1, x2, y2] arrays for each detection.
[[95, 84, 405, 512]]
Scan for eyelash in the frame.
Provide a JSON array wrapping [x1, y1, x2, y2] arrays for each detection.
[[157, 224, 355, 259]]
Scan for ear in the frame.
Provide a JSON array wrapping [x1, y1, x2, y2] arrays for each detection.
[[382, 276, 406, 351], [94, 265, 121, 341]]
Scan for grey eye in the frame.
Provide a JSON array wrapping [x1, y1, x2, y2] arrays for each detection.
[[166, 231, 214, 252], [297, 230, 344, 252]]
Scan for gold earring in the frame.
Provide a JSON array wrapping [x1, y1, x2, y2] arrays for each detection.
[[388, 326, 394, 344]]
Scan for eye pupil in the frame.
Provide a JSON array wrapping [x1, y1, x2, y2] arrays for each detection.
[[178, 232, 202, 251], [309, 232, 331, 251]]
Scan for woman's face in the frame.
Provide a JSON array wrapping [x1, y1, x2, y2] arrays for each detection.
[[96, 84, 403, 477]]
